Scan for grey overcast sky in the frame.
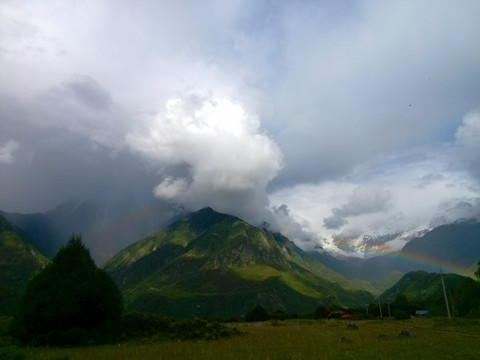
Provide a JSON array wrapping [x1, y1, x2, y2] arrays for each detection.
[[1, 0, 479, 254]]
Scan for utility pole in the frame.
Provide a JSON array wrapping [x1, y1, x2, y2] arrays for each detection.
[[387, 303, 391, 318], [440, 269, 451, 320], [378, 297, 383, 318]]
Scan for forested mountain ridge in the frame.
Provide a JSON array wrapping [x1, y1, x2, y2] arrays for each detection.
[[105, 208, 374, 318]]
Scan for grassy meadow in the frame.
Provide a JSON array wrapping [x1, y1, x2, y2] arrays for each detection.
[[12, 318, 480, 360]]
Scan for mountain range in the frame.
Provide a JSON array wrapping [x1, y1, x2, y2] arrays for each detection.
[[1, 204, 479, 317], [310, 220, 480, 282]]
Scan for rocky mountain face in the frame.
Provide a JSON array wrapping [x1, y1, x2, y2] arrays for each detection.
[[105, 208, 373, 318], [0, 215, 49, 316]]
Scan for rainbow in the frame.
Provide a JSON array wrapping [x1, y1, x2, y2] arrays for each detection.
[[391, 247, 474, 277], [335, 244, 475, 277]]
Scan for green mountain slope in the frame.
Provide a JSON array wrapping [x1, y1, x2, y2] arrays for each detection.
[[380, 270, 466, 303], [0, 215, 49, 316], [0, 211, 65, 257], [105, 208, 374, 318]]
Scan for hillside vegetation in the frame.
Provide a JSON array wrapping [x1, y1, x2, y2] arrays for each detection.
[[381, 270, 466, 303], [105, 208, 374, 317], [0, 215, 49, 316]]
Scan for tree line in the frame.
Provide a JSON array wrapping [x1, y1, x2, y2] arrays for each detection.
[[7, 235, 480, 346]]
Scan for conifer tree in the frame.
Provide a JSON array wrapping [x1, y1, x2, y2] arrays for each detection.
[[11, 235, 123, 346]]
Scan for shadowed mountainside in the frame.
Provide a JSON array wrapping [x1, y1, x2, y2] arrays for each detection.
[[0, 215, 49, 316], [0, 211, 64, 258]]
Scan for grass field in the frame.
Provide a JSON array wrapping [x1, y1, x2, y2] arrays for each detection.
[[15, 318, 480, 359]]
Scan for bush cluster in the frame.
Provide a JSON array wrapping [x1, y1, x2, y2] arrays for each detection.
[[122, 312, 171, 338], [393, 309, 410, 320], [245, 305, 270, 322], [121, 312, 236, 341], [170, 318, 235, 340]]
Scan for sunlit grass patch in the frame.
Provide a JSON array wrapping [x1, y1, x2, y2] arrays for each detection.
[[279, 272, 322, 298], [231, 264, 280, 281]]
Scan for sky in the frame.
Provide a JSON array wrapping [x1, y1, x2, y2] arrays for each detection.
[[1, 0, 479, 255]]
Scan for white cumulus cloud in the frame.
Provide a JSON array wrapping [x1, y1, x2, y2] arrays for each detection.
[[270, 156, 480, 254], [127, 94, 283, 222], [154, 177, 189, 200]]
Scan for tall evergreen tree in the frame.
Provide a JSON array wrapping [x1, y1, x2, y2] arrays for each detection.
[[11, 235, 123, 346]]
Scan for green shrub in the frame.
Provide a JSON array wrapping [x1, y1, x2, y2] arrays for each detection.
[[271, 309, 288, 320], [393, 309, 410, 320], [452, 278, 480, 317], [170, 318, 235, 341], [0, 346, 26, 360], [122, 312, 172, 338], [313, 305, 328, 319], [121, 313, 236, 341], [245, 304, 270, 322], [0, 318, 12, 336]]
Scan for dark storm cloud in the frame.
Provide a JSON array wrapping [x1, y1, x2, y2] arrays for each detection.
[[0, 88, 150, 213], [0, 117, 160, 213]]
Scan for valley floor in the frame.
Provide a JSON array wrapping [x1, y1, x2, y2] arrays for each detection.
[[23, 318, 480, 360]]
